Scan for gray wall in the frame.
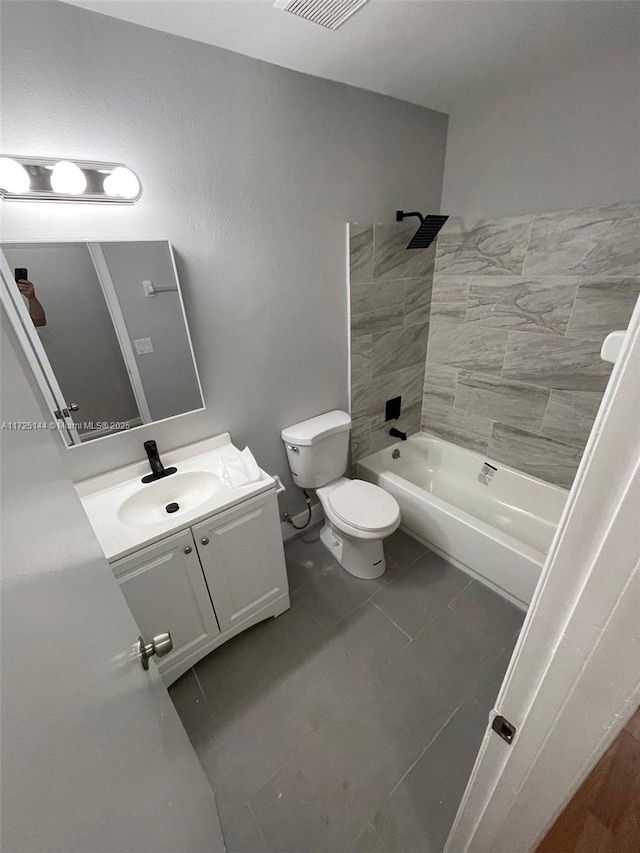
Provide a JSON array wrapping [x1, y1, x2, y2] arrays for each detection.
[[441, 48, 640, 224], [422, 200, 640, 487], [0, 1, 447, 515], [2, 243, 139, 432], [101, 241, 203, 422], [348, 223, 435, 462]]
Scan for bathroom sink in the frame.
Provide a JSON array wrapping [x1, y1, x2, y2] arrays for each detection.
[[76, 433, 276, 562], [117, 471, 223, 527]]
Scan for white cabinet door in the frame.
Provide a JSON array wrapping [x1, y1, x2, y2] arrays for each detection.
[[193, 490, 289, 632], [112, 528, 220, 682]]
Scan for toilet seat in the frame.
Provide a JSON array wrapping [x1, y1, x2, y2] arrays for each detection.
[[325, 479, 399, 533]]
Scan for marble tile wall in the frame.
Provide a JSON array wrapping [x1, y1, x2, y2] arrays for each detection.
[[422, 200, 640, 487], [349, 223, 436, 462]]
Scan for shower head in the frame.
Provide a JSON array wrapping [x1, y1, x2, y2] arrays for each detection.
[[396, 211, 449, 249]]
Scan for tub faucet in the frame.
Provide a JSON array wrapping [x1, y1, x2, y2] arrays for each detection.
[[141, 440, 177, 484], [389, 427, 407, 441]]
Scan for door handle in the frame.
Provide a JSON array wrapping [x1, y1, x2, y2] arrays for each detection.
[[68, 402, 80, 412], [137, 631, 173, 670]]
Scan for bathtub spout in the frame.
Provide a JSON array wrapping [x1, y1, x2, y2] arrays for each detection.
[[389, 427, 407, 441]]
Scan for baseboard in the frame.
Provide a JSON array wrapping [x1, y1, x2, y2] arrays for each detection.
[[281, 502, 324, 542]]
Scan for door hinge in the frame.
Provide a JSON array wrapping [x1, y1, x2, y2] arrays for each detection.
[[54, 408, 70, 419], [491, 714, 516, 745]]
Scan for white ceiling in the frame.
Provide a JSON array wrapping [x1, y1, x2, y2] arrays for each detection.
[[63, 0, 640, 114]]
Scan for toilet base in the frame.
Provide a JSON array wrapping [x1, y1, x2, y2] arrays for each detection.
[[319, 523, 386, 580]]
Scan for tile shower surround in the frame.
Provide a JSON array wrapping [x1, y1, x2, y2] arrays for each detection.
[[350, 201, 640, 487], [349, 223, 436, 461], [424, 200, 640, 487]]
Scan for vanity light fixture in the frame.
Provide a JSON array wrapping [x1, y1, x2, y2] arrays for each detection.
[[103, 166, 141, 200], [0, 156, 142, 203], [0, 157, 31, 193], [50, 160, 87, 195]]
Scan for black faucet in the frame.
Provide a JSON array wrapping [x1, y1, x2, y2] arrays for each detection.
[[141, 440, 177, 484], [389, 427, 407, 441]]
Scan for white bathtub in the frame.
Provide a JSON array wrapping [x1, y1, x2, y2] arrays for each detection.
[[356, 432, 568, 609]]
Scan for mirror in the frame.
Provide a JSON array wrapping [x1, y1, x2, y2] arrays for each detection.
[[0, 240, 204, 446]]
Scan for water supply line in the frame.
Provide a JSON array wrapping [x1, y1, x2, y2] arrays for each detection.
[[282, 489, 313, 530]]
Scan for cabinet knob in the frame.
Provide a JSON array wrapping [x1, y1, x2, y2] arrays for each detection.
[[200, 537, 209, 546], [184, 545, 192, 554]]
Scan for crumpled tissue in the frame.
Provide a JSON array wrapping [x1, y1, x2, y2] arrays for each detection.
[[220, 447, 262, 488]]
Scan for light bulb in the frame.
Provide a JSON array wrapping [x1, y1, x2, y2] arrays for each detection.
[[103, 166, 140, 199], [0, 157, 31, 193], [50, 160, 87, 194]]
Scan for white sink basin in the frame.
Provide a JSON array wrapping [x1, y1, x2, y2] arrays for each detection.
[[117, 470, 223, 527], [76, 433, 275, 562]]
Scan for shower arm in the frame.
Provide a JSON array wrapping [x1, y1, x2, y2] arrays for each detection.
[[396, 210, 425, 225]]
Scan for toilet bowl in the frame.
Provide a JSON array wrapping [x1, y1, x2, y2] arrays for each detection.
[[317, 478, 400, 579], [281, 410, 400, 580]]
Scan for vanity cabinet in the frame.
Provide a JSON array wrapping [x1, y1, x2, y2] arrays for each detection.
[[113, 529, 221, 677], [111, 489, 289, 685], [192, 491, 288, 633]]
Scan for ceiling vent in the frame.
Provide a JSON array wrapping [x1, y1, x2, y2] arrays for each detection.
[[274, 0, 370, 30]]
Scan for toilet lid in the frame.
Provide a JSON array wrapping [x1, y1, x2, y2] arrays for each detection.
[[327, 480, 399, 532]]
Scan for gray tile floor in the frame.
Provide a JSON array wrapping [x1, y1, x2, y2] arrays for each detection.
[[169, 525, 524, 853]]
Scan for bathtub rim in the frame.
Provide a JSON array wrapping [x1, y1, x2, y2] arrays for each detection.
[[358, 430, 565, 554], [358, 461, 541, 608], [360, 429, 570, 500], [357, 463, 550, 565]]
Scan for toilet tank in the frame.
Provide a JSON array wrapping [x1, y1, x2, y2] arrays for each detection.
[[281, 410, 351, 488]]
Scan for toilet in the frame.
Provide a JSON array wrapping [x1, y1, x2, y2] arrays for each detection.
[[281, 410, 400, 579]]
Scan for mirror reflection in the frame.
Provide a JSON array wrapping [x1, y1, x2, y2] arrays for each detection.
[[1, 240, 203, 445]]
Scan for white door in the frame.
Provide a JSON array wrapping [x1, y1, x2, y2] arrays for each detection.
[[193, 491, 288, 632], [113, 528, 221, 685], [0, 310, 226, 853], [445, 299, 640, 852]]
